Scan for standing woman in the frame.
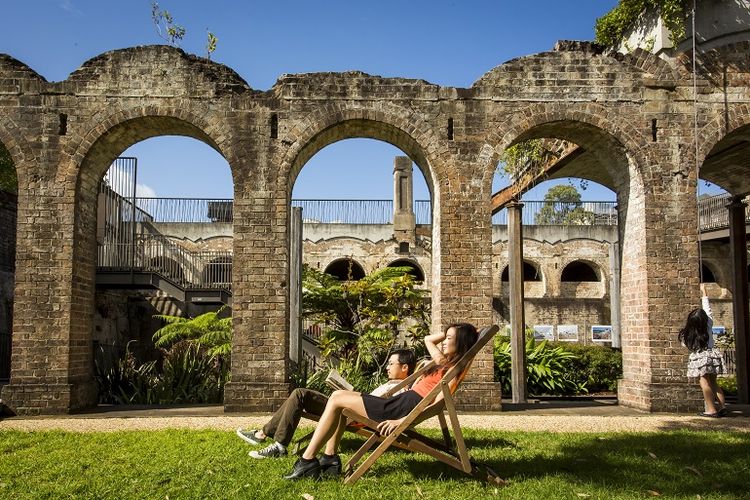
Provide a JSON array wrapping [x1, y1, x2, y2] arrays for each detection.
[[282, 322, 480, 480], [678, 284, 726, 417]]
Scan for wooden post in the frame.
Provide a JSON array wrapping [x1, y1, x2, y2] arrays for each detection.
[[507, 200, 527, 403], [609, 241, 621, 349], [289, 207, 303, 365], [727, 196, 749, 404]]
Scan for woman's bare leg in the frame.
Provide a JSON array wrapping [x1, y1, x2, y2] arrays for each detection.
[[706, 373, 725, 409], [699, 376, 718, 413], [302, 390, 366, 460], [324, 413, 347, 455]]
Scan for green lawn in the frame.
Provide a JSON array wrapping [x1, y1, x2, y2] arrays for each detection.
[[0, 428, 748, 499]]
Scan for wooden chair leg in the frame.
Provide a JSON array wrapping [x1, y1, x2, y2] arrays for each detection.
[[344, 433, 379, 475], [437, 412, 452, 449]]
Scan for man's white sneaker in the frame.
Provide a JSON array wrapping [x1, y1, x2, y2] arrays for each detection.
[[236, 428, 266, 445], [249, 442, 287, 459]]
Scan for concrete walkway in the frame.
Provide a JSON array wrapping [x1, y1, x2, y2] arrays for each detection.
[[2, 399, 748, 433]]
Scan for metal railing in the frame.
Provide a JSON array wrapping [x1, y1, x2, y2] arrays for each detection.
[[291, 199, 394, 224], [492, 201, 618, 226], [98, 234, 232, 290], [698, 193, 750, 231], [134, 198, 233, 223], [103, 194, 750, 233]]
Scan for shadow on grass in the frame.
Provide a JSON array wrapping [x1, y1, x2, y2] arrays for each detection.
[[383, 430, 750, 497]]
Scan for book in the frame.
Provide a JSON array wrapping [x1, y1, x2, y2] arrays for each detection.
[[325, 369, 353, 392]]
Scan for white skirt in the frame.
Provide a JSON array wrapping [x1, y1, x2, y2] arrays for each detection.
[[687, 348, 725, 378]]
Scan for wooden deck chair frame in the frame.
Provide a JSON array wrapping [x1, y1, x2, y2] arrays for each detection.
[[289, 360, 433, 455], [340, 324, 504, 485]]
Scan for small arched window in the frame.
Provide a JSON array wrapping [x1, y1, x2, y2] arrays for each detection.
[[387, 259, 425, 282], [700, 263, 716, 284], [501, 261, 542, 282], [561, 261, 599, 282], [324, 258, 365, 281]]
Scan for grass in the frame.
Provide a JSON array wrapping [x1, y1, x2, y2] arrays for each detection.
[[0, 428, 748, 499]]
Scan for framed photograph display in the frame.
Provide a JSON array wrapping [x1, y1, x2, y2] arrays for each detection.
[[591, 325, 612, 342], [557, 324, 579, 342], [533, 325, 554, 341]]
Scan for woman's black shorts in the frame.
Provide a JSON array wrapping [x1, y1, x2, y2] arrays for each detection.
[[361, 390, 422, 422]]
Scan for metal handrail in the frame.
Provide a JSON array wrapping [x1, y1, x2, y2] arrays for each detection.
[[113, 195, 749, 229]]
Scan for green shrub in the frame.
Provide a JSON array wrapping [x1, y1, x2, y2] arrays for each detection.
[[717, 375, 737, 395], [94, 341, 229, 404], [553, 342, 623, 393], [493, 335, 586, 396]]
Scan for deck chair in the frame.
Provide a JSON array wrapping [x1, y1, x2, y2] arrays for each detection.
[[340, 324, 504, 485], [288, 358, 433, 455]]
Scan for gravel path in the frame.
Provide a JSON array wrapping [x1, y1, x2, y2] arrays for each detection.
[[2, 414, 748, 433]]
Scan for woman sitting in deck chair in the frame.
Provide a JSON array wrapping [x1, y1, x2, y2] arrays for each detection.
[[283, 322, 480, 480]]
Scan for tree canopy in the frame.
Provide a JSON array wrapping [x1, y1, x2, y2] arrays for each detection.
[[535, 184, 595, 225]]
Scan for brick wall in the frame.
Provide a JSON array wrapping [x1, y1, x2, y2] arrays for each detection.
[[1, 40, 747, 413]]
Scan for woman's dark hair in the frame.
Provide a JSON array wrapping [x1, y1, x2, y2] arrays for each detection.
[[390, 348, 417, 375], [678, 307, 709, 352], [425, 322, 479, 375]]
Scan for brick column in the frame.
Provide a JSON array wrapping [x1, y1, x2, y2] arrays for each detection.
[[223, 156, 292, 412], [616, 173, 704, 412], [435, 157, 501, 411]]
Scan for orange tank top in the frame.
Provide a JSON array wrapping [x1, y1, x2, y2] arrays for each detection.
[[412, 368, 446, 397]]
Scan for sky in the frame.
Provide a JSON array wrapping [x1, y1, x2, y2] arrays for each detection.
[[6, 1, 722, 203]]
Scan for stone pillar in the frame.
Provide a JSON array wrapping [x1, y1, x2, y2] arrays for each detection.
[[392, 156, 416, 251], [727, 196, 749, 404], [507, 201, 527, 403], [289, 207, 303, 366]]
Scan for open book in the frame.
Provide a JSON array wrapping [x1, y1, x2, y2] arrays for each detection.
[[325, 369, 353, 392]]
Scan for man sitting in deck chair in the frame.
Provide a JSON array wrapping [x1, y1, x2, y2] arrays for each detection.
[[282, 323, 480, 480], [236, 348, 416, 459]]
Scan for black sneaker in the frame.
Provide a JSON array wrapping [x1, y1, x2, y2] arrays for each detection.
[[249, 442, 287, 459], [319, 453, 342, 478], [236, 428, 266, 445], [283, 457, 321, 480]]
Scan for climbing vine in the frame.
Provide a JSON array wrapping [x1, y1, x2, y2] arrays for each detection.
[[595, 0, 690, 48]]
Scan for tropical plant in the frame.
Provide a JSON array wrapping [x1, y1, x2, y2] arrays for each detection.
[[493, 333, 586, 396], [93, 341, 228, 404], [302, 264, 430, 392], [152, 306, 232, 357]]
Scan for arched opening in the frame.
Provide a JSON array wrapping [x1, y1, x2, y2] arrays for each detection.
[[500, 261, 542, 282], [387, 258, 425, 282], [77, 118, 233, 408], [700, 262, 717, 284], [289, 123, 436, 382], [491, 118, 637, 400], [561, 261, 600, 282], [0, 141, 17, 382], [324, 258, 365, 281]]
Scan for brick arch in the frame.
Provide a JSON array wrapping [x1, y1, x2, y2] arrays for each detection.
[[63, 105, 237, 189], [0, 116, 34, 189], [481, 103, 646, 193], [559, 258, 602, 282], [277, 104, 446, 199], [696, 107, 750, 195]]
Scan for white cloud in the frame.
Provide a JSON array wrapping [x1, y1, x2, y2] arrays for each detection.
[[59, 0, 83, 16], [136, 183, 157, 198]]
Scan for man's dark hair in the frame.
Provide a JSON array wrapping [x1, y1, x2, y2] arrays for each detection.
[[390, 348, 417, 375]]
